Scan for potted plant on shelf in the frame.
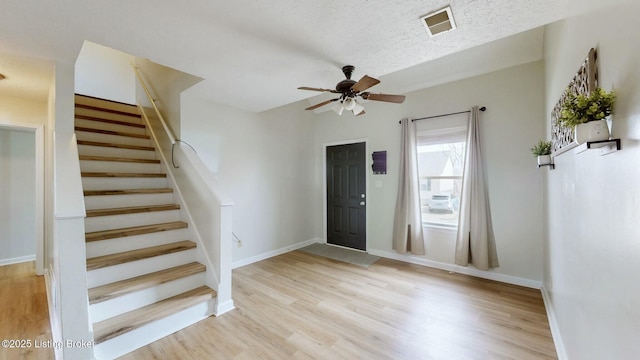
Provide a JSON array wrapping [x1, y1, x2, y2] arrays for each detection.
[[557, 87, 616, 144], [531, 139, 553, 166]]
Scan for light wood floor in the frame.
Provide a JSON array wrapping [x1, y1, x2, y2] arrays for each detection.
[[0, 262, 53, 360], [123, 251, 557, 360]]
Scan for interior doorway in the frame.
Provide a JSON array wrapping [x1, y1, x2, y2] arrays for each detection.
[[0, 122, 44, 275]]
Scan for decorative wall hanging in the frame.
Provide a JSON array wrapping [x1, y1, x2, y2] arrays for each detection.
[[372, 151, 387, 174], [551, 48, 598, 153]]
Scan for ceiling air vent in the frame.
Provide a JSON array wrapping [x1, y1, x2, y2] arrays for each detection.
[[420, 6, 456, 37]]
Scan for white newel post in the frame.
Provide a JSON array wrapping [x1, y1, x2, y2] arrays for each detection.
[[53, 131, 94, 359], [216, 205, 235, 315]]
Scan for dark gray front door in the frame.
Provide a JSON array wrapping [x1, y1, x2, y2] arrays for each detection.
[[326, 142, 366, 251]]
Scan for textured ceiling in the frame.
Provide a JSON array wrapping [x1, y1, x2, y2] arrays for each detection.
[[0, 0, 582, 111]]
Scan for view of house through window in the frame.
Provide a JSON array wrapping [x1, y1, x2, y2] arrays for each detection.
[[416, 125, 467, 228]]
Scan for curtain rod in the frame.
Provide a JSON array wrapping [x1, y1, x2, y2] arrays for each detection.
[[398, 106, 487, 124]]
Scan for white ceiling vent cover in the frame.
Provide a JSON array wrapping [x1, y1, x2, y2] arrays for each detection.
[[420, 6, 457, 37]]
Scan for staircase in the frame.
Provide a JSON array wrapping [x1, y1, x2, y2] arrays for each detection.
[[75, 94, 217, 359]]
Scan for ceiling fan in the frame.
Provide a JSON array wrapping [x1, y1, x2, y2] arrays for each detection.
[[298, 65, 406, 115]]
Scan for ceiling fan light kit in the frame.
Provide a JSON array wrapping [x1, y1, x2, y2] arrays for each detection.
[[299, 65, 406, 115]]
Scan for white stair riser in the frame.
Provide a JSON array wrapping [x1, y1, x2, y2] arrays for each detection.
[[85, 209, 181, 232], [86, 228, 189, 258], [93, 298, 215, 360], [75, 107, 143, 125], [80, 160, 163, 174], [82, 177, 167, 191], [76, 131, 151, 147], [84, 193, 175, 210], [78, 145, 157, 160], [89, 272, 206, 323], [87, 249, 196, 288], [75, 118, 147, 135]]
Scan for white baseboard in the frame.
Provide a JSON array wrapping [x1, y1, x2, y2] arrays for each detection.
[[541, 285, 568, 360], [0, 255, 36, 266], [367, 249, 543, 289], [232, 238, 321, 269], [215, 299, 235, 316]]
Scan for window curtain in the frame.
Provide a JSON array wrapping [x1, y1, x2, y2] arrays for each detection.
[[393, 118, 425, 255], [455, 107, 499, 270]]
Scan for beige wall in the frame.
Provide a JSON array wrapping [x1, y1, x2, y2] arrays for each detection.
[[543, 2, 640, 359], [313, 60, 547, 285], [75, 41, 136, 105], [180, 95, 319, 265], [0, 96, 48, 126], [135, 58, 202, 139]]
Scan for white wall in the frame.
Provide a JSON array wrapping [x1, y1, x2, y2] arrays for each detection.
[[180, 96, 319, 264], [543, 2, 640, 359], [135, 58, 202, 139], [313, 61, 547, 285], [75, 41, 136, 104]]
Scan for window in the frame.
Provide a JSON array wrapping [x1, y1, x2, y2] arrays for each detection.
[[416, 123, 467, 229]]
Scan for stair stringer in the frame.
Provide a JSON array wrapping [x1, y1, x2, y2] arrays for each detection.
[[138, 105, 235, 316]]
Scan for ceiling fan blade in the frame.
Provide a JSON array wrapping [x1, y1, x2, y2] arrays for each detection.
[[298, 86, 339, 93], [305, 98, 339, 111], [355, 110, 366, 116], [362, 93, 406, 103], [351, 75, 380, 93]]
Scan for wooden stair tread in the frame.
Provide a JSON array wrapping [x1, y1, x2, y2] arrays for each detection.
[[77, 140, 155, 151], [79, 155, 161, 164], [86, 240, 196, 271], [93, 286, 216, 344], [75, 103, 141, 118], [75, 114, 146, 128], [84, 188, 173, 196], [86, 221, 188, 242], [75, 126, 150, 139], [81, 172, 166, 178], [86, 204, 180, 217], [88, 262, 206, 304]]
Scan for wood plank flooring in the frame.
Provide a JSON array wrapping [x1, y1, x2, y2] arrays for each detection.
[[121, 251, 557, 360], [0, 262, 53, 360]]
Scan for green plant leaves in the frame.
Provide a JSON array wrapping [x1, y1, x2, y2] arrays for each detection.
[[557, 87, 615, 128]]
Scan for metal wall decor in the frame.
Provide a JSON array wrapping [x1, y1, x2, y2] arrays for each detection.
[[551, 48, 598, 153]]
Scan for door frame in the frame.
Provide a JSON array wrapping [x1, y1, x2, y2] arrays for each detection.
[[0, 121, 45, 275], [322, 138, 369, 251]]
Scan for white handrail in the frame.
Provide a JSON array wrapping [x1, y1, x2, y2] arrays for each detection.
[[131, 63, 176, 145]]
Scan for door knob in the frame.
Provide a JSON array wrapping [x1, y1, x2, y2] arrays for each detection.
[[360, 201, 366, 206]]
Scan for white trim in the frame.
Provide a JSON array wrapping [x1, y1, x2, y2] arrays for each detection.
[[0, 121, 45, 275], [368, 249, 543, 289], [232, 238, 321, 269], [322, 139, 369, 250], [215, 299, 235, 316], [44, 266, 63, 360], [541, 285, 568, 360], [0, 255, 36, 266]]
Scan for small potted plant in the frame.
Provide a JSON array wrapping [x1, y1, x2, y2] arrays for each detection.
[[531, 139, 552, 166], [557, 87, 615, 144]]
